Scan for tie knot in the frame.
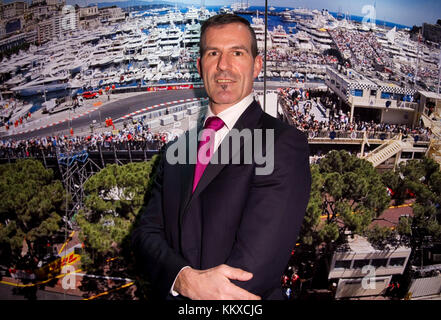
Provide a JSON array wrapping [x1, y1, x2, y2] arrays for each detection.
[[204, 116, 225, 132]]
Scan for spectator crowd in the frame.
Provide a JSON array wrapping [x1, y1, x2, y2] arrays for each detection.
[[265, 48, 339, 66], [0, 125, 173, 160], [278, 87, 432, 141], [329, 29, 390, 69]]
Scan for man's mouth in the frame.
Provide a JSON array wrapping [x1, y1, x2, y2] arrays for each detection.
[[216, 79, 234, 83]]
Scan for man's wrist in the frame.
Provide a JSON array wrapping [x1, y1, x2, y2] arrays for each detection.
[[173, 266, 195, 297], [171, 266, 191, 296]]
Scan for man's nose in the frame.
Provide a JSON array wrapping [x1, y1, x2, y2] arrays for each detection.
[[216, 53, 230, 71]]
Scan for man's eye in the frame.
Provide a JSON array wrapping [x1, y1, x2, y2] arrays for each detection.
[[208, 51, 218, 56], [233, 51, 243, 56]]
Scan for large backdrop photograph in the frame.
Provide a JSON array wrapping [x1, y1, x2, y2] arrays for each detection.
[[0, 0, 441, 302]]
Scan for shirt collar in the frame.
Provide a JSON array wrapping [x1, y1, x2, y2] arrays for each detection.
[[204, 93, 255, 130]]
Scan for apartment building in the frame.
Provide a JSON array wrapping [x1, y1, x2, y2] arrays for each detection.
[[99, 6, 126, 24], [78, 5, 101, 29], [2, 1, 27, 20], [328, 235, 411, 299], [28, 0, 66, 21], [36, 8, 79, 44]]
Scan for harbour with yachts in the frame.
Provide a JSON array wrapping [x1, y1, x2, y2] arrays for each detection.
[[0, 2, 440, 168]]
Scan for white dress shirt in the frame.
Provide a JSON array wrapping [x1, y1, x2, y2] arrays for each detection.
[[170, 92, 256, 296], [202, 93, 255, 153]]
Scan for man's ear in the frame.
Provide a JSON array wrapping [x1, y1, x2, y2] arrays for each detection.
[[253, 55, 263, 79], [197, 57, 202, 76]]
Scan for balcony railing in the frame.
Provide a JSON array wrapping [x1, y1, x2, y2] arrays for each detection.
[[306, 130, 430, 143]]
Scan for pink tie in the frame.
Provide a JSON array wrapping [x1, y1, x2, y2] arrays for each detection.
[[192, 116, 225, 193]]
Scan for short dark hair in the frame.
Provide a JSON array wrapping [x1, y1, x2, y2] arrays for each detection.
[[199, 14, 258, 59]]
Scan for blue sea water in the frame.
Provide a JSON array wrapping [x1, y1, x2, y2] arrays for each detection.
[[205, 5, 410, 30], [210, 5, 297, 31], [143, 6, 298, 33], [328, 12, 411, 30], [142, 5, 410, 32], [236, 9, 297, 34]]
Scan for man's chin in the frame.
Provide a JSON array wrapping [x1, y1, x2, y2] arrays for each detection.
[[211, 97, 239, 108]]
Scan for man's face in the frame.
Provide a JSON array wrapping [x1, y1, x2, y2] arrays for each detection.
[[197, 23, 262, 113]]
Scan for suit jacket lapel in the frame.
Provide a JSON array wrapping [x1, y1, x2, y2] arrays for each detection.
[[179, 157, 194, 218], [179, 116, 204, 221]]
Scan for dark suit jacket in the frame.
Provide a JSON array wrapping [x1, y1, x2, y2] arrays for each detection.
[[132, 100, 311, 300]]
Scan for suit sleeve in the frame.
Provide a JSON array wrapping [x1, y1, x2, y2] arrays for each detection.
[[131, 152, 189, 299], [226, 127, 311, 299]]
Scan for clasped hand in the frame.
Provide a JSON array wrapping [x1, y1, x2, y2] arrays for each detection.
[[174, 264, 261, 300]]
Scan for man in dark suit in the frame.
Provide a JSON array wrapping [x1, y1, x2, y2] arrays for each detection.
[[132, 14, 311, 300]]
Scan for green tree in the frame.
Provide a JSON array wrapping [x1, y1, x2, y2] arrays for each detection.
[[298, 151, 390, 250], [377, 158, 441, 262], [365, 224, 401, 250], [0, 159, 67, 270], [397, 158, 441, 254], [293, 151, 390, 296], [384, 157, 440, 203], [76, 156, 158, 278], [298, 164, 323, 246], [376, 158, 441, 297], [318, 150, 389, 244]]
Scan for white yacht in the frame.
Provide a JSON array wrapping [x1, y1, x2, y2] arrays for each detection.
[[10, 74, 73, 96], [142, 28, 161, 53], [0, 99, 32, 124], [184, 6, 199, 22], [219, 6, 233, 14], [124, 33, 146, 56], [270, 25, 289, 48], [281, 9, 296, 23], [288, 31, 314, 51], [159, 23, 183, 48], [231, 1, 250, 12], [148, 54, 161, 67], [151, 72, 163, 82], [183, 20, 201, 48], [250, 11, 272, 51], [295, 10, 336, 51], [7, 102, 34, 124]]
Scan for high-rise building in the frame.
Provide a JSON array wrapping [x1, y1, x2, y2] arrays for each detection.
[[78, 5, 100, 29], [30, 0, 64, 6], [0, 0, 4, 20], [79, 5, 99, 19], [0, 20, 5, 40], [37, 8, 79, 43], [2, 1, 27, 20], [98, 6, 126, 24], [46, 0, 66, 6], [422, 23, 441, 43]]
